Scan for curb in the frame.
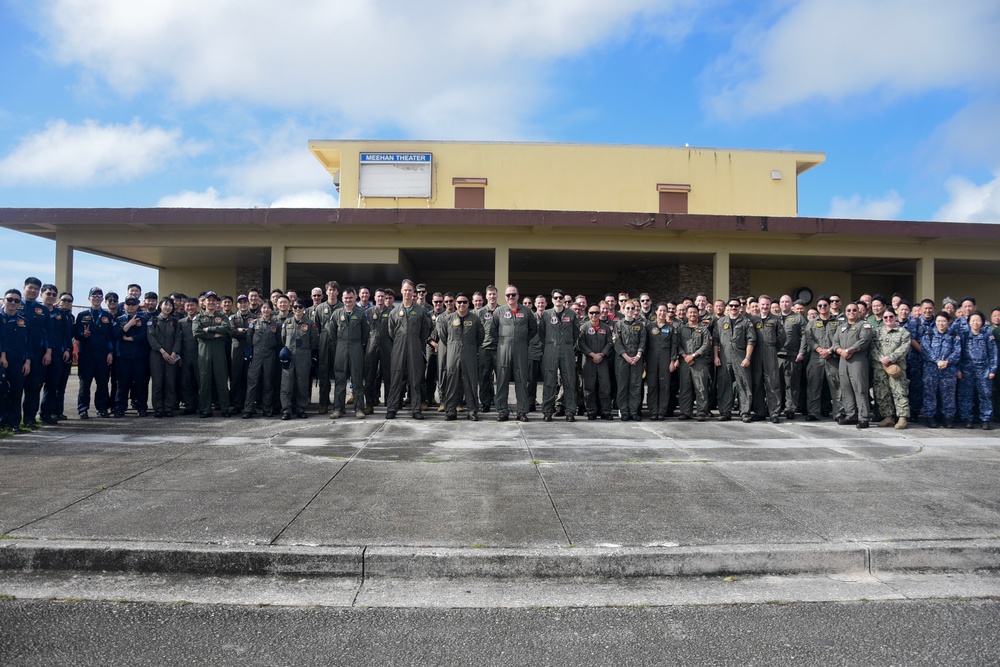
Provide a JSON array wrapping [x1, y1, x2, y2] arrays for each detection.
[[3, 539, 999, 579]]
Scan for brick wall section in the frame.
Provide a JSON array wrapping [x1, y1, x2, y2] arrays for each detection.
[[612, 263, 751, 302], [236, 266, 264, 296]]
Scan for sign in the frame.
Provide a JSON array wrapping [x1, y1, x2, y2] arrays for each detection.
[[359, 153, 433, 198]]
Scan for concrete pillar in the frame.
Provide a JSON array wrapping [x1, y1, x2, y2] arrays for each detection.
[[713, 250, 730, 302], [495, 245, 510, 290], [55, 237, 73, 296], [915, 256, 935, 302], [270, 244, 287, 290]]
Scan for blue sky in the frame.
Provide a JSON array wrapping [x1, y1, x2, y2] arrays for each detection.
[[1, 0, 998, 297]]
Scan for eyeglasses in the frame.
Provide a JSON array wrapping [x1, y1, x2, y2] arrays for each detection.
[[845, 308, 858, 313], [433, 300, 443, 304], [588, 311, 600, 315], [293, 305, 305, 310], [444, 299, 454, 303], [416, 289, 426, 294], [5, 297, 21, 304], [817, 303, 829, 308], [727, 303, 740, 308], [43, 291, 57, 297], [60, 298, 73, 303], [624, 306, 635, 311], [640, 298, 651, 302], [830, 298, 841, 303], [456, 300, 469, 305], [883, 315, 896, 320], [505, 293, 518, 298]]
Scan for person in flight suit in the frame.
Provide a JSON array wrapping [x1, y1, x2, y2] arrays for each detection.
[[716, 298, 756, 423], [833, 302, 874, 428], [74, 287, 114, 419], [364, 288, 392, 415], [178, 299, 201, 415], [484, 284, 537, 422], [281, 299, 319, 419], [614, 299, 647, 421], [228, 295, 253, 416], [386, 280, 430, 420], [112, 296, 150, 417], [243, 300, 283, 418], [40, 284, 71, 425], [425, 292, 447, 410], [193, 291, 233, 418], [0, 289, 31, 432], [312, 281, 342, 415], [476, 285, 501, 412], [579, 305, 614, 420], [678, 304, 713, 421], [538, 289, 579, 422], [958, 310, 997, 430], [19, 277, 53, 429], [803, 296, 842, 422], [147, 297, 181, 418], [777, 294, 807, 418], [645, 302, 680, 421], [753, 295, 785, 423], [331, 287, 370, 419], [53, 292, 76, 421], [443, 293, 484, 421]]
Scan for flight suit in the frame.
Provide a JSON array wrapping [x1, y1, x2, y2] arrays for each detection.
[[443, 311, 485, 417], [364, 305, 392, 411], [833, 320, 873, 423], [178, 315, 200, 413], [147, 313, 181, 416], [192, 310, 232, 415], [243, 316, 282, 416], [716, 315, 756, 419], [0, 310, 29, 430], [229, 311, 253, 415], [476, 305, 500, 411], [753, 313, 785, 419], [778, 311, 807, 414], [578, 320, 613, 418], [386, 303, 430, 417], [644, 319, 678, 419], [113, 311, 150, 415], [74, 307, 114, 416], [804, 317, 842, 420], [20, 298, 52, 427], [281, 315, 319, 415], [484, 304, 537, 419], [678, 322, 712, 419], [614, 318, 647, 419], [312, 301, 342, 411], [41, 304, 72, 423], [538, 307, 579, 417], [332, 307, 369, 415]]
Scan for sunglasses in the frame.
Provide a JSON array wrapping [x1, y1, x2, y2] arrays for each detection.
[[640, 298, 651, 302], [830, 298, 841, 303], [588, 311, 600, 315], [846, 308, 858, 312], [505, 293, 518, 298], [5, 297, 21, 304], [60, 298, 73, 303], [433, 300, 443, 304], [293, 305, 305, 310], [624, 306, 635, 311], [456, 300, 469, 305]]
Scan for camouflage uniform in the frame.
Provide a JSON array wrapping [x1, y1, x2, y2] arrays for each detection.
[[871, 325, 911, 420], [921, 327, 962, 423], [958, 328, 997, 424]]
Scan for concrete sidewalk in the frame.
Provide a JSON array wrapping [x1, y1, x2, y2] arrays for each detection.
[[2, 380, 1000, 581]]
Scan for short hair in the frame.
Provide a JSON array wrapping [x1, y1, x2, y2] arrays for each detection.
[[325, 281, 340, 291], [401, 279, 415, 290], [962, 296, 977, 306], [920, 298, 935, 307], [221, 295, 233, 302], [270, 288, 284, 296], [23, 277, 41, 288], [342, 286, 357, 296], [6, 288, 23, 298], [127, 283, 141, 291], [485, 285, 497, 293], [41, 283, 57, 293]]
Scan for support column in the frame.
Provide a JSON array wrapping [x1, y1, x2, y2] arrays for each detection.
[[270, 245, 287, 290], [494, 245, 509, 290], [915, 256, 935, 302], [55, 236, 74, 296], [713, 250, 730, 302]]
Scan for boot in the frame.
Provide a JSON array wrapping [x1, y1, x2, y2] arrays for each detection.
[[894, 417, 907, 430], [878, 416, 895, 427]]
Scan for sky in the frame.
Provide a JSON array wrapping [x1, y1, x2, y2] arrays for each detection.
[[1, 0, 999, 298]]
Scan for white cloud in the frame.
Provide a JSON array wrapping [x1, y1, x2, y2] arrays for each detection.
[[271, 191, 339, 208], [828, 190, 904, 220], [38, 0, 683, 138], [935, 173, 1000, 224], [156, 187, 263, 208], [706, 0, 1000, 118], [0, 118, 203, 186]]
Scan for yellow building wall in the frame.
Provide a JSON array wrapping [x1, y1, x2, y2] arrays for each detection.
[[936, 274, 1000, 310], [159, 266, 237, 299], [310, 141, 823, 216]]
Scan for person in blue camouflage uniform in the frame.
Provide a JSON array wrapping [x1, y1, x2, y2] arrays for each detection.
[[957, 310, 997, 430], [921, 312, 962, 428], [992, 307, 1000, 424], [907, 299, 936, 418]]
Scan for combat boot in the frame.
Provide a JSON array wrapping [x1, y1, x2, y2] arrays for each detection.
[[894, 417, 907, 430], [878, 416, 895, 427]]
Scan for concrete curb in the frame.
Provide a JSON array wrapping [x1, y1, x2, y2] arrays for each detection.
[[2, 540, 998, 579]]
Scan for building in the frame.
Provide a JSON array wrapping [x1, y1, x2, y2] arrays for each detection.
[[2, 141, 999, 305]]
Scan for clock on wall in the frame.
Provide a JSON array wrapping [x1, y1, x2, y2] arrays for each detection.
[[794, 287, 813, 305]]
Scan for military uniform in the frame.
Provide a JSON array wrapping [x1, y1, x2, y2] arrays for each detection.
[[192, 310, 233, 416], [678, 321, 712, 419], [871, 325, 911, 422], [716, 315, 756, 420], [613, 318, 647, 420], [476, 305, 500, 411], [644, 319, 678, 419], [74, 307, 114, 417], [833, 320, 873, 424], [281, 314, 319, 416], [804, 317, 842, 420], [20, 297, 52, 427], [243, 315, 282, 416], [958, 329, 997, 425], [484, 303, 537, 419], [386, 302, 430, 418], [778, 311, 807, 415], [0, 309, 29, 430], [312, 300, 342, 411], [578, 319, 614, 418], [920, 327, 962, 424], [229, 311, 253, 415], [364, 305, 392, 411], [426, 309, 446, 407], [538, 307, 579, 418], [113, 310, 150, 415], [178, 314, 200, 413], [753, 312, 785, 420], [332, 306, 369, 415], [147, 312, 181, 416], [443, 311, 484, 418], [41, 303, 72, 424]]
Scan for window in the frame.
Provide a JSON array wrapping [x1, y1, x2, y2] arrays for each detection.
[[454, 177, 487, 209], [657, 183, 690, 214]]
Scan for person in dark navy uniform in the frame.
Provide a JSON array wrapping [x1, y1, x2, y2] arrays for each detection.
[[40, 284, 70, 425], [19, 277, 52, 429], [1, 289, 31, 432], [74, 287, 114, 419], [113, 296, 150, 417]]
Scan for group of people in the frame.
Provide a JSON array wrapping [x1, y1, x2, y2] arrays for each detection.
[[1, 276, 997, 433]]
